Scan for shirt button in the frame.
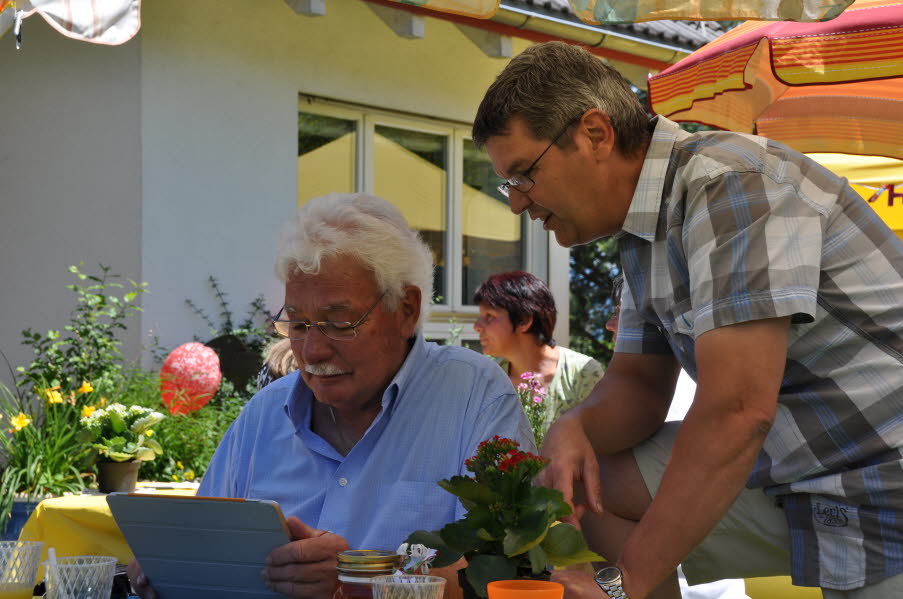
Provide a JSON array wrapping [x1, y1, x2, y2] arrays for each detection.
[[338, 477, 348, 487]]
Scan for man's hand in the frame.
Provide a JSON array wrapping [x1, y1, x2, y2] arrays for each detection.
[[127, 557, 157, 599], [263, 516, 350, 598], [536, 412, 603, 525], [551, 569, 607, 598]]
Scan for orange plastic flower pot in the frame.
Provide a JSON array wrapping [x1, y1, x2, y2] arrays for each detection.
[[486, 580, 564, 598]]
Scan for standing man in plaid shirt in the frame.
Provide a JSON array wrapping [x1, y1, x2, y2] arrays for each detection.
[[473, 41, 903, 599]]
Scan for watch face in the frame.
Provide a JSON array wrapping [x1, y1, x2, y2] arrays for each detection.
[[595, 566, 622, 585]]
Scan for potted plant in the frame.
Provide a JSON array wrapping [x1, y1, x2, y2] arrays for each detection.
[[0, 380, 89, 539], [79, 403, 165, 492], [404, 436, 602, 598]]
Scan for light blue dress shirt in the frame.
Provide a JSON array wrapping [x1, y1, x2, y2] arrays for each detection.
[[198, 334, 535, 550]]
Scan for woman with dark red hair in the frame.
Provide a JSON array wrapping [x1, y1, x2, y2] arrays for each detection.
[[473, 271, 603, 437]]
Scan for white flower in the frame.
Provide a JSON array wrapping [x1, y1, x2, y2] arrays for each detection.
[[396, 543, 437, 574]]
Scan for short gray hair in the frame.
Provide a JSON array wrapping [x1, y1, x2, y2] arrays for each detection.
[[275, 193, 434, 331], [473, 41, 650, 157]]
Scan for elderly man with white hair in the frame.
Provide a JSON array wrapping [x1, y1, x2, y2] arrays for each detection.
[[130, 193, 535, 599]]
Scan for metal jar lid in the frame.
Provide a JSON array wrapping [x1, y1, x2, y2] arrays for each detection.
[[336, 549, 400, 573]]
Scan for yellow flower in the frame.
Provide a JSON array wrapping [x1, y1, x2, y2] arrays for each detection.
[[11, 412, 32, 432], [81, 405, 97, 418], [184, 470, 195, 481], [77, 381, 94, 394], [176, 461, 184, 470], [145, 429, 154, 437], [45, 389, 63, 404], [99, 397, 107, 406], [171, 475, 179, 481]]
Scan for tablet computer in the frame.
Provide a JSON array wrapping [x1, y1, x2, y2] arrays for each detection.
[[107, 493, 291, 599]]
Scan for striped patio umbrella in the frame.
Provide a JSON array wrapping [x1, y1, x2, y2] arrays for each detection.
[[648, 0, 903, 160], [384, 0, 855, 22]]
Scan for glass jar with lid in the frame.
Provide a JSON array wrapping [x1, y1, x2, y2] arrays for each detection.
[[333, 549, 401, 599]]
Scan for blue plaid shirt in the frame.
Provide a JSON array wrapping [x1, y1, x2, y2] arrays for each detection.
[[615, 116, 903, 590], [199, 334, 535, 550]]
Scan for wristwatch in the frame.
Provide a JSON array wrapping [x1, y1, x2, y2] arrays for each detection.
[[595, 565, 629, 599]]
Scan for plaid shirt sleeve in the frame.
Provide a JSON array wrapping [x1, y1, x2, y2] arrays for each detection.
[[682, 163, 825, 338], [613, 275, 674, 354]]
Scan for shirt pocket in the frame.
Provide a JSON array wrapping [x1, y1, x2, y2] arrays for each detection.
[[376, 480, 458, 537]]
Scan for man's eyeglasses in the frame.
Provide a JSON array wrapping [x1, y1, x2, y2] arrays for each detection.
[[497, 117, 581, 198], [272, 292, 386, 341]]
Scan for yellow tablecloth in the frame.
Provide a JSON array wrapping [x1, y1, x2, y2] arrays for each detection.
[[16, 487, 822, 597], [18, 486, 197, 565]]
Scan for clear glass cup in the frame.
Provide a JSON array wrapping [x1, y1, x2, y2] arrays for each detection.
[[370, 575, 446, 599], [42, 555, 116, 599], [0, 540, 44, 599]]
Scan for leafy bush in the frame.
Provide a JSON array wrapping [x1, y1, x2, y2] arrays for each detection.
[[2, 264, 147, 532], [17, 264, 147, 398], [185, 275, 269, 354], [0, 380, 90, 533], [121, 370, 249, 482]]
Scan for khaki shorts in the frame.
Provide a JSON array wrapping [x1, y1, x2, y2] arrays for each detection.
[[634, 422, 793, 585], [633, 422, 903, 598]]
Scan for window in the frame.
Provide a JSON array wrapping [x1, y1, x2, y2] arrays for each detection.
[[298, 96, 541, 343]]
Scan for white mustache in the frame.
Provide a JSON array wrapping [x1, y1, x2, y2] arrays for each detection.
[[304, 363, 348, 376]]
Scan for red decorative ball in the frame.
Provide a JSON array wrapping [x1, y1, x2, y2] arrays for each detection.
[[159, 342, 222, 415]]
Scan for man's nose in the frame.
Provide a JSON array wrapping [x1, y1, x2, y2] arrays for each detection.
[[507, 189, 532, 215], [473, 318, 483, 332], [605, 315, 619, 335], [299, 327, 333, 363]]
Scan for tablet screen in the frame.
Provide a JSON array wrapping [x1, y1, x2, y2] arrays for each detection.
[[107, 493, 290, 599]]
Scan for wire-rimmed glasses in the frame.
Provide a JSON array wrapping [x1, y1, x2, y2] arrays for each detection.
[[272, 292, 386, 341], [497, 116, 581, 198]]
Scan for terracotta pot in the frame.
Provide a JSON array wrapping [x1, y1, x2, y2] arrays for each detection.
[[97, 460, 141, 493]]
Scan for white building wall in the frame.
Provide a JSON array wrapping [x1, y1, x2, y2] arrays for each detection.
[[0, 0, 571, 384], [137, 0, 567, 354], [0, 21, 142, 387]]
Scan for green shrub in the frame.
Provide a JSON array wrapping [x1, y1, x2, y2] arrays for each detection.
[[17, 264, 147, 399], [119, 369, 249, 482]]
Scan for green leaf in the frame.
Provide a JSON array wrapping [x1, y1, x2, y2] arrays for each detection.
[[466, 554, 517, 598], [109, 410, 126, 434], [540, 523, 604, 566], [438, 475, 502, 506], [439, 519, 486, 555], [502, 509, 553, 556], [106, 451, 134, 462], [144, 438, 163, 455], [527, 544, 549, 575], [523, 485, 572, 521]]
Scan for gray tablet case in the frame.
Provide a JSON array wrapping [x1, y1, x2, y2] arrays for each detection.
[[107, 493, 291, 599]]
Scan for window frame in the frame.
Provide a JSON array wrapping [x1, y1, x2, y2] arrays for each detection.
[[299, 94, 544, 342]]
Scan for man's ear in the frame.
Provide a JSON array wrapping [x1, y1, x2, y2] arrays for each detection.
[[578, 109, 616, 161], [397, 285, 422, 338]]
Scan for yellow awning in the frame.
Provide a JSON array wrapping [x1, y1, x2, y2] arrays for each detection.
[[808, 153, 903, 235]]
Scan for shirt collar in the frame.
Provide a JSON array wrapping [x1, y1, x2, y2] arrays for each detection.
[[282, 333, 429, 429], [618, 115, 683, 243]]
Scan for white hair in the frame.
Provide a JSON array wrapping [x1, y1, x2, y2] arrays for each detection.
[[275, 193, 434, 331]]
